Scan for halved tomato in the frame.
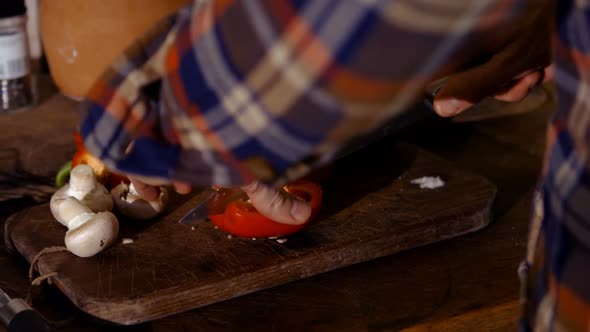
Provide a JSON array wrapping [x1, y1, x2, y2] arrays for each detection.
[[209, 180, 323, 238]]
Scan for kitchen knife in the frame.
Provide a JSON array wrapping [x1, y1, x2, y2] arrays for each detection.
[[335, 73, 547, 159], [176, 103, 431, 227], [0, 288, 51, 332], [177, 74, 548, 226], [177, 188, 247, 225]]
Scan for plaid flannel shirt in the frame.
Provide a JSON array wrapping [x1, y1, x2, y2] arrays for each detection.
[[79, 0, 590, 330]]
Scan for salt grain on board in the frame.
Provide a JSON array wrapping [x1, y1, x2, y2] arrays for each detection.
[[410, 176, 445, 189]]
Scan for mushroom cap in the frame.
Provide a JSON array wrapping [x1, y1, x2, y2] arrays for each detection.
[[111, 183, 168, 220], [64, 211, 119, 257]]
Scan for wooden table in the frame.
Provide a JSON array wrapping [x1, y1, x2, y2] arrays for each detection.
[[0, 77, 551, 331]]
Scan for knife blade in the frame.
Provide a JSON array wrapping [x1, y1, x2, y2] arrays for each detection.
[[177, 188, 247, 225]]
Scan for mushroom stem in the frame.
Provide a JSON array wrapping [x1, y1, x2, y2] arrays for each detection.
[[69, 164, 97, 194], [54, 197, 92, 227]]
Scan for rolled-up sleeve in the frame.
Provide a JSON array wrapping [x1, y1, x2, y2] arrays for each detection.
[[80, 0, 527, 187]]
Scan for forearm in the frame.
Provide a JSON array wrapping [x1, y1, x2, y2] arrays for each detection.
[[80, 0, 532, 187]]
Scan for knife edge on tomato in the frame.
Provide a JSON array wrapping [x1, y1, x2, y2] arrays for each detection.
[[209, 180, 323, 238]]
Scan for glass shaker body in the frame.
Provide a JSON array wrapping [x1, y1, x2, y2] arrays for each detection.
[[0, 15, 33, 112]]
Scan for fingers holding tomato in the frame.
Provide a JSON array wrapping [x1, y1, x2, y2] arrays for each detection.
[[210, 180, 323, 238]]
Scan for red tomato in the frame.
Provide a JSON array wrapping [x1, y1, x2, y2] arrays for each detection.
[[209, 180, 323, 238]]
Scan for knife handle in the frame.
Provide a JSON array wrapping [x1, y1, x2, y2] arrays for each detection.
[[0, 297, 51, 332]]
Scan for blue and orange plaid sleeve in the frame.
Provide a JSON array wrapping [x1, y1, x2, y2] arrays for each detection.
[[79, 0, 527, 187], [519, 2, 590, 331]]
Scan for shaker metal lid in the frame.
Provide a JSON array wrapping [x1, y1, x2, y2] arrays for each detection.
[[0, 0, 26, 19]]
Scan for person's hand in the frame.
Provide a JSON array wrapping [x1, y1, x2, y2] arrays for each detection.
[[433, 1, 554, 117], [241, 181, 311, 225], [434, 65, 554, 117], [129, 178, 311, 225], [128, 176, 191, 200]]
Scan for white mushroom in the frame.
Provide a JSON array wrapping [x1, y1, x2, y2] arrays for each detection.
[[111, 182, 168, 220], [57, 197, 119, 257], [50, 164, 113, 226], [49, 164, 118, 257]]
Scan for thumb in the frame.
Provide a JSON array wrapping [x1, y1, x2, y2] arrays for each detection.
[[242, 181, 312, 225]]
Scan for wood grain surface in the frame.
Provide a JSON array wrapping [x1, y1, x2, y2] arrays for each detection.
[[7, 139, 496, 325], [399, 300, 520, 332]]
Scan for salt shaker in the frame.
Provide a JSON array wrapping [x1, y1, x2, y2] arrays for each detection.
[[0, 0, 33, 113]]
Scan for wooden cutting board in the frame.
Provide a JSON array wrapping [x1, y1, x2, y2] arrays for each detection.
[[6, 139, 496, 325]]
